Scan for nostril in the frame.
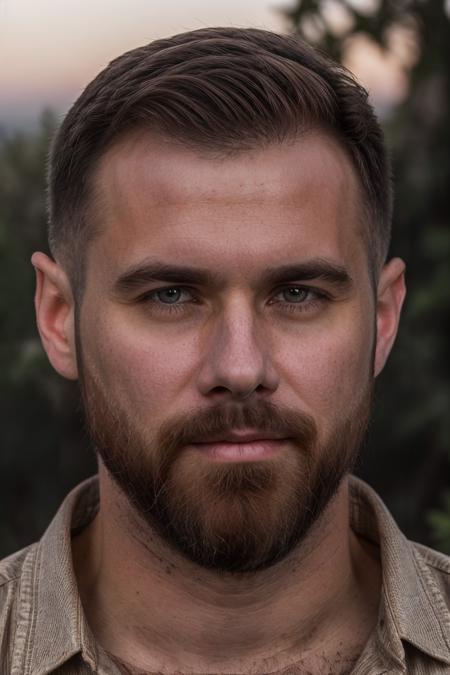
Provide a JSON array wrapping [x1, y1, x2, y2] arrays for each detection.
[[210, 386, 231, 395]]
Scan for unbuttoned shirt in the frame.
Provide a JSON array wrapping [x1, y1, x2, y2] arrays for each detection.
[[1, 476, 450, 674]]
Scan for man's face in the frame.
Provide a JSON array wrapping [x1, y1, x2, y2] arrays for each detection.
[[77, 132, 376, 571]]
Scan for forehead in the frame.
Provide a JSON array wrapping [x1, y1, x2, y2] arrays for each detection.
[[89, 131, 366, 281]]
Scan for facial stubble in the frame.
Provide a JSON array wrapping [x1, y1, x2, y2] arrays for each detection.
[[79, 357, 372, 573]]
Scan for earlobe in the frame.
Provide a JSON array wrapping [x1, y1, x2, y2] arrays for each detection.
[[374, 257, 407, 377], [31, 252, 79, 381]]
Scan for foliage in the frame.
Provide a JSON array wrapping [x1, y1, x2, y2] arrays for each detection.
[[0, 112, 95, 555], [283, 0, 450, 550]]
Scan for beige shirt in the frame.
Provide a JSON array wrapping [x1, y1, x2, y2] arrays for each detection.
[[1, 476, 449, 675]]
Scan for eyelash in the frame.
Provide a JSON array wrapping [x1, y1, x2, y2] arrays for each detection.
[[139, 288, 196, 315], [269, 287, 327, 312], [137, 285, 329, 316]]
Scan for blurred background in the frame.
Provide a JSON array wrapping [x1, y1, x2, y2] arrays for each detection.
[[0, 0, 449, 557]]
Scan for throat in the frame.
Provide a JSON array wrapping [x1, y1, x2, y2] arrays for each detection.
[[73, 475, 380, 675]]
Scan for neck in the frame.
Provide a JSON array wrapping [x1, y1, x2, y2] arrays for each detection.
[[73, 468, 380, 674]]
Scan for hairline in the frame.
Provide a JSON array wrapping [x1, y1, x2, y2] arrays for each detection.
[[54, 125, 383, 303]]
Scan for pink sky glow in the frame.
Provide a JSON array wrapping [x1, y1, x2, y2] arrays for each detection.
[[0, 0, 411, 130]]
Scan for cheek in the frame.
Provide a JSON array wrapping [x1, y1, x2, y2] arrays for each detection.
[[81, 315, 202, 417], [276, 317, 374, 418]]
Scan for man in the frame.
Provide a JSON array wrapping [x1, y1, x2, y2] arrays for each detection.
[[0, 26, 449, 675]]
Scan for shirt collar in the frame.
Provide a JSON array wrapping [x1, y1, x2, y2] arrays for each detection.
[[349, 476, 450, 667], [20, 475, 450, 674]]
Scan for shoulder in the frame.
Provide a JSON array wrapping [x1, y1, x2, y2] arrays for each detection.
[[0, 544, 38, 640], [412, 540, 450, 595], [0, 542, 33, 575], [0, 544, 39, 671], [414, 541, 450, 572], [0, 543, 37, 587]]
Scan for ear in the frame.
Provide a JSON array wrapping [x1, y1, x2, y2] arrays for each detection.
[[31, 252, 78, 380], [374, 257, 406, 377]]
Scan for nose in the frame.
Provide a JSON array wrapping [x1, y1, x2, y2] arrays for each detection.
[[196, 298, 279, 401]]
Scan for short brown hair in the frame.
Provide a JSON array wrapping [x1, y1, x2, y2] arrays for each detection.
[[48, 27, 392, 292]]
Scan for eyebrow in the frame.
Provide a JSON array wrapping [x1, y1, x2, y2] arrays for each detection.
[[113, 258, 353, 295], [114, 262, 215, 294], [263, 260, 353, 290]]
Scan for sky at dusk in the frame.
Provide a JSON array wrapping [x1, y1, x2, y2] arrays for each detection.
[[0, 0, 410, 131]]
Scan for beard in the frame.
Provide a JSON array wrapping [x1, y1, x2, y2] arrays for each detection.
[[79, 366, 372, 573]]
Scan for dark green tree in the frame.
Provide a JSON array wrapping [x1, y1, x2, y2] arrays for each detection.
[[0, 112, 95, 555]]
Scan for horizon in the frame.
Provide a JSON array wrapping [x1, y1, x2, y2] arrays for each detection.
[[0, 0, 410, 132]]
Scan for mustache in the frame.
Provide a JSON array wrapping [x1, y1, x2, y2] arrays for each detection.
[[154, 399, 318, 468]]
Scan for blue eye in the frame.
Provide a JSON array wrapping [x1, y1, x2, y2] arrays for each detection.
[[280, 287, 309, 303], [155, 288, 186, 304], [269, 285, 328, 314], [137, 286, 198, 317]]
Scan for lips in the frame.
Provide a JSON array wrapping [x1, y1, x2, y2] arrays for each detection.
[[191, 430, 290, 462], [193, 429, 288, 444]]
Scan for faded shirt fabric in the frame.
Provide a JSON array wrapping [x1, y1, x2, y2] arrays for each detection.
[[0, 477, 449, 675]]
